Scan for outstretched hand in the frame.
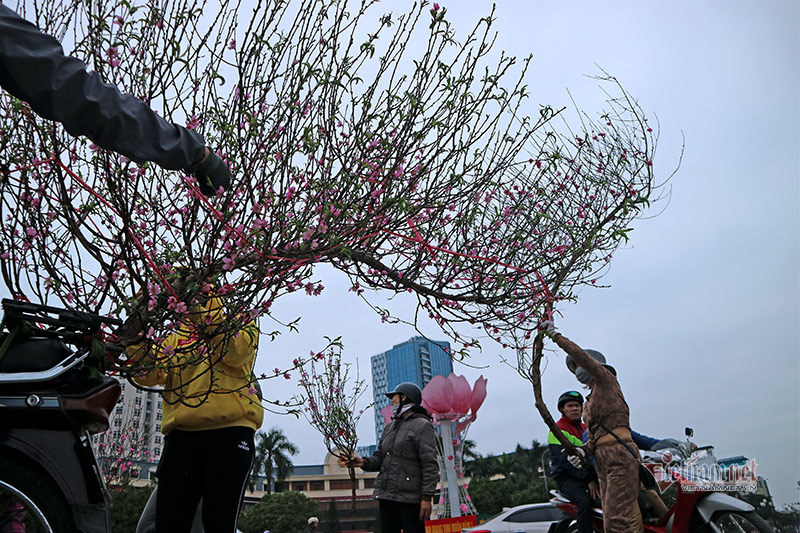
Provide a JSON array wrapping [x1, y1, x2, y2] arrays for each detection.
[[337, 455, 365, 468]]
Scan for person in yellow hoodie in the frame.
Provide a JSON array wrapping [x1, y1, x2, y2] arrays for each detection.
[[128, 295, 263, 533]]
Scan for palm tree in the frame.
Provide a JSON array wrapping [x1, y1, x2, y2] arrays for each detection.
[[248, 426, 299, 493], [462, 439, 480, 462]]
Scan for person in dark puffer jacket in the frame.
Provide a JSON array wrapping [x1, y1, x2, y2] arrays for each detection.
[[339, 382, 439, 533]]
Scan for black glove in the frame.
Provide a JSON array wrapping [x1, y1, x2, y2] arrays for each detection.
[[192, 151, 231, 196]]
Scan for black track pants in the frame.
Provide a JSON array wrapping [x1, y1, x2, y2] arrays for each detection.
[[378, 499, 425, 533], [155, 426, 255, 533]]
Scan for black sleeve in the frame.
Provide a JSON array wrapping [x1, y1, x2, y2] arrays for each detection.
[[548, 442, 595, 481], [0, 4, 206, 171]]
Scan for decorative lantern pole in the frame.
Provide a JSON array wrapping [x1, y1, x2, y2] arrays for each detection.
[[421, 374, 487, 518]]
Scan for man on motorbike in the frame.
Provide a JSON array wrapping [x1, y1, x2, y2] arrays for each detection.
[[0, 4, 230, 196], [548, 391, 599, 533]]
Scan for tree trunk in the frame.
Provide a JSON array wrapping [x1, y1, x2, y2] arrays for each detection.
[[529, 331, 587, 467]]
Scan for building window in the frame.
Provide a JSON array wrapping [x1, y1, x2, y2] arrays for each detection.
[[134, 408, 142, 417], [114, 418, 122, 427], [290, 481, 308, 491], [132, 420, 139, 428], [155, 435, 162, 444], [112, 430, 121, 439], [330, 479, 357, 490], [156, 412, 162, 420], [364, 478, 375, 489], [135, 397, 142, 406], [308, 480, 325, 491], [115, 406, 123, 414], [156, 423, 161, 432]]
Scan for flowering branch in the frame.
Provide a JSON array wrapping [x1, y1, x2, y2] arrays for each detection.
[[1, 0, 671, 413], [295, 339, 372, 511]]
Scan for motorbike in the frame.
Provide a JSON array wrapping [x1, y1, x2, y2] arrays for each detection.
[[0, 298, 122, 532], [548, 428, 773, 533]]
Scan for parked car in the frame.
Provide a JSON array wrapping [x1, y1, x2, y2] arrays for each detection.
[[462, 503, 568, 533]]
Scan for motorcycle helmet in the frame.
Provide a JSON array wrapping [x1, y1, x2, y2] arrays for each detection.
[[384, 382, 422, 405], [566, 349, 612, 384], [557, 390, 584, 411]]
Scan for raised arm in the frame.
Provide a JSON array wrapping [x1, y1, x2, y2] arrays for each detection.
[[0, 4, 205, 171]]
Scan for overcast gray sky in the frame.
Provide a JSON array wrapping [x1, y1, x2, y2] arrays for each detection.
[[3, 0, 797, 509], [250, 0, 800, 508]]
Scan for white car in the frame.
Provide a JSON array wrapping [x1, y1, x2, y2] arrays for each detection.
[[462, 503, 567, 533]]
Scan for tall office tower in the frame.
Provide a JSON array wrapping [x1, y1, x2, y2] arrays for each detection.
[[371, 336, 452, 442], [102, 381, 164, 463]]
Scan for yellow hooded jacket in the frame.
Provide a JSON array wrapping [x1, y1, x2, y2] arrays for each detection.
[[127, 298, 264, 434]]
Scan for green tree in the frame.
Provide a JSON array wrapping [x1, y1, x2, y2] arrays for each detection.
[[467, 476, 513, 516], [323, 500, 342, 533], [509, 478, 548, 507], [511, 441, 548, 480], [465, 441, 550, 515], [238, 491, 319, 533], [250, 427, 299, 494], [107, 485, 155, 533], [462, 439, 480, 462]]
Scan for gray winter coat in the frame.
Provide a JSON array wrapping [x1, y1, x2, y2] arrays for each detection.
[[362, 409, 439, 504]]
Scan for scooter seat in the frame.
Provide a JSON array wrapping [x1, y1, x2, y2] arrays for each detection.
[[0, 337, 72, 373]]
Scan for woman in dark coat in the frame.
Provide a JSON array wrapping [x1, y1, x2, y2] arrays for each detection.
[[339, 382, 439, 533]]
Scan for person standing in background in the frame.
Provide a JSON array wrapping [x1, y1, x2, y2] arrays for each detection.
[[338, 383, 439, 533]]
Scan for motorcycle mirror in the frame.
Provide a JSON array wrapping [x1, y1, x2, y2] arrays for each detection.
[[685, 427, 694, 438]]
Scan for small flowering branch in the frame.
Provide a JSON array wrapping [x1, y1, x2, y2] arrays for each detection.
[[295, 339, 372, 512], [93, 413, 153, 490]]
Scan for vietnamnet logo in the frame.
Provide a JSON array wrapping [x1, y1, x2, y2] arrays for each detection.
[[648, 450, 758, 493]]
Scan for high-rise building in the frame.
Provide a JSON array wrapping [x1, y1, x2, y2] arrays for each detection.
[[96, 381, 164, 466], [370, 336, 453, 442]]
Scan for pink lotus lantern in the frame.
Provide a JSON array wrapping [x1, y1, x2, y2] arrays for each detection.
[[422, 374, 486, 419], [469, 376, 487, 420], [421, 374, 487, 519], [423, 375, 454, 413], [448, 374, 471, 414]]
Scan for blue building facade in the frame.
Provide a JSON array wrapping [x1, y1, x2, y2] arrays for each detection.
[[371, 336, 452, 442]]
